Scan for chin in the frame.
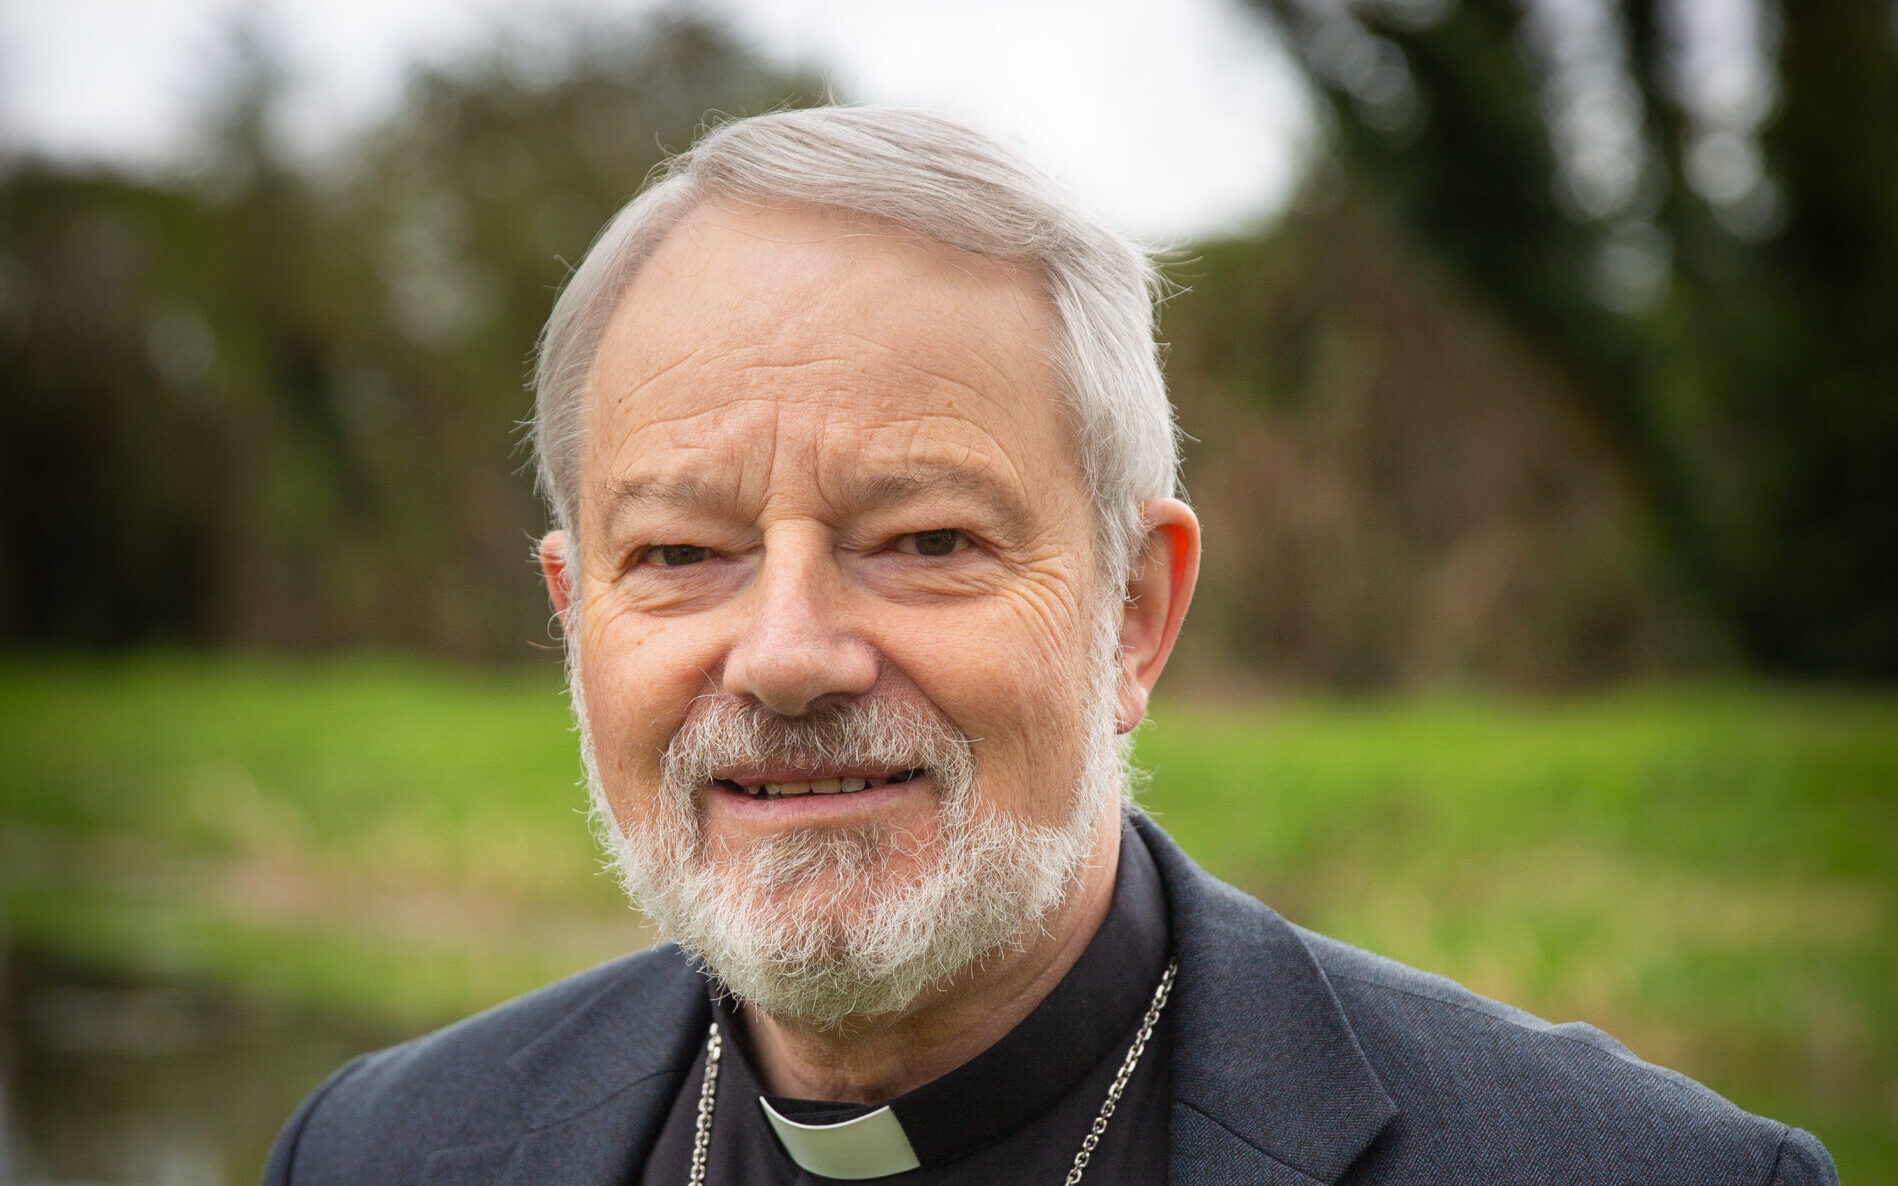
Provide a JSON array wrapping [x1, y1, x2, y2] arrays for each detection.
[[602, 791, 1093, 1030], [570, 654, 1125, 1029]]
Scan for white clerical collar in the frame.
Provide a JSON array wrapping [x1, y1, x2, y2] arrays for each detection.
[[758, 1097, 922, 1180]]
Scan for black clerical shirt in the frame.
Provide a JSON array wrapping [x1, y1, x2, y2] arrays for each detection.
[[639, 822, 1175, 1185]]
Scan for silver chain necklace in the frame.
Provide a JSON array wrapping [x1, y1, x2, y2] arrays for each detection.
[[687, 959, 1178, 1186]]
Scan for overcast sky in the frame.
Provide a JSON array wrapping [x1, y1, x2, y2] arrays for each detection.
[[0, 0, 1314, 242]]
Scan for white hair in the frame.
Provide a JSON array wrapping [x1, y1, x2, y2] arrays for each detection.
[[529, 104, 1181, 587], [585, 679, 1121, 1030]]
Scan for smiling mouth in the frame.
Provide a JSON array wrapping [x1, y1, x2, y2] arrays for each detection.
[[719, 769, 924, 800]]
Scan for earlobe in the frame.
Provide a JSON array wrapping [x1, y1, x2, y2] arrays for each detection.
[[539, 531, 574, 618], [1114, 500, 1200, 734]]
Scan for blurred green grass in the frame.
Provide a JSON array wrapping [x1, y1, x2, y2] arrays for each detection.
[[2, 655, 1892, 1179]]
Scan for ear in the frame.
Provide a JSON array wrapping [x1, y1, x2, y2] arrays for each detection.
[[538, 531, 574, 618], [1115, 499, 1200, 734]]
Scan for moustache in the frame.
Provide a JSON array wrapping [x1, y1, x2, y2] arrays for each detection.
[[659, 694, 977, 802]]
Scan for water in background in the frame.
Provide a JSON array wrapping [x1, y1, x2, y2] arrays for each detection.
[[2, 947, 409, 1186]]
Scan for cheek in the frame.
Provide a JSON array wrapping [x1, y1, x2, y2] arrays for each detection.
[[575, 599, 709, 792], [899, 584, 1102, 818]]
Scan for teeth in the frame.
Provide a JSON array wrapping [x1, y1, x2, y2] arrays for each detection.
[[745, 772, 917, 798]]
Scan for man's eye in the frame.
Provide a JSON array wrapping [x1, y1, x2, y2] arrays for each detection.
[[895, 529, 968, 557], [643, 544, 713, 567]]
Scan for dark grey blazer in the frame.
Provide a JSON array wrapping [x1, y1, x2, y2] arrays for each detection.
[[265, 815, 1839, 1184]]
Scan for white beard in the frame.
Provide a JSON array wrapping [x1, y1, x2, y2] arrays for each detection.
[[569, 620, 1124, 1032]]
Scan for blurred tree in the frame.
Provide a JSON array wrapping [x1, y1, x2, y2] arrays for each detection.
[[0, 170, 225, 646], [1246, 0, 1898, 676], [9, 3, 1888, 687], [1167, 193, 1719, 690], [0, 14, 822, 658]]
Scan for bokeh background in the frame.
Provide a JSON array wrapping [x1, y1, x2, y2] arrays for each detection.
[[2, 1, 1893, 1182]]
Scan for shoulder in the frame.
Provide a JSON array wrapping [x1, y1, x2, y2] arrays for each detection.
[[265, 943, 706, 1186], [1136, 813, 1838, 1184], [1301, 923, 1677, 1080], [1296, 927, 1838, 1184]]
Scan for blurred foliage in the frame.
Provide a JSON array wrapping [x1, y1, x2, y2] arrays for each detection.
[[1246, 0, 1898, 676], [1167, 197, 1721, 689], [1141, 685, 1898, 1179], [2, 656, 1892, 1178], [1, 6, 1893, 687], [0, 15, 824, 659]]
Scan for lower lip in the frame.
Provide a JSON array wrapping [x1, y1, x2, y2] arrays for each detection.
[[707, 775, 932, 824]]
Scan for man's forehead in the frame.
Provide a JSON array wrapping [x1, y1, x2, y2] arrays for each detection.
[[594, 203, 1052, 385], [578, 203, 1083, 500]]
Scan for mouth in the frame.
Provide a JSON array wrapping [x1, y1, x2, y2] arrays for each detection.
[[717, 769, 925, 800]]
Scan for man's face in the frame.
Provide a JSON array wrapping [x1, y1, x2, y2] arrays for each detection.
[[556, 203, 1118, 1021]]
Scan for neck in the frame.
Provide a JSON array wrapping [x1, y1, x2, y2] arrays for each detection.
[[736, 803, 1124, 1103]]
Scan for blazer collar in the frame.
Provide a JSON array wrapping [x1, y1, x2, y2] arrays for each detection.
[[1135, 813, 1397, 1185], [428, 815, 1395, 1186], [424, 945, 710, 1186]]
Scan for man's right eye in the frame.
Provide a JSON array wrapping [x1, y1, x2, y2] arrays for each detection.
[[643, 544, 712, 567]]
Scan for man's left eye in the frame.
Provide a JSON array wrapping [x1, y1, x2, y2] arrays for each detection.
[[643, 544, 713, 567], [894, 529, 968, 557]]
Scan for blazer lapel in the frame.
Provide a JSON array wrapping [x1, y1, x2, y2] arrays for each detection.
[[424, 945, 711, 1186], [1136, 816, 1398, 1185]]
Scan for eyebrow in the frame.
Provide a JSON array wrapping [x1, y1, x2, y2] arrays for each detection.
[[601, 464, 1032, 536], [603, 475, 723, 511], [846, 465, 1035, 538], [855, 467, 988, 506], [596, 475, 731, 541]]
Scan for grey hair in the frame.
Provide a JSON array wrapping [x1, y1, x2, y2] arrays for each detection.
[[529, 105, 1181, 588]]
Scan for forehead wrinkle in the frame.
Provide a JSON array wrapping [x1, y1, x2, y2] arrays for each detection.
[[595, 340, 722, 413], [728, 353, 858, 375], [825, 321, 1044, 401], [591, 437, 761, 535], [896, 413, 1040, 510]]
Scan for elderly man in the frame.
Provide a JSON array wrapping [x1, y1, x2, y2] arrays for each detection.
[[267, 107, 1836, 1185]]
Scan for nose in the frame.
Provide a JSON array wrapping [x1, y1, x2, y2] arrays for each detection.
[[721, 528, 879, 717]]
